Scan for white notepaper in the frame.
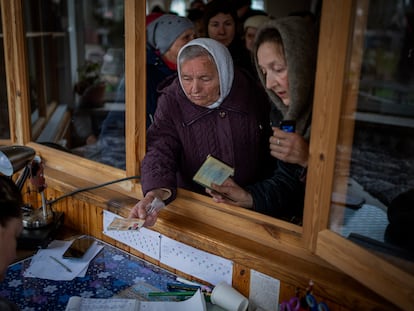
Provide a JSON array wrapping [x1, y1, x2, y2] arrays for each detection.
[[102, 211, 233, 286], [65, 289, 207, 311], [160, 235, 233, 286], [24, 239, 103, 281]]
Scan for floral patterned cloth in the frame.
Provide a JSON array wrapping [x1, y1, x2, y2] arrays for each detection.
[[0, 239, 178, 311]]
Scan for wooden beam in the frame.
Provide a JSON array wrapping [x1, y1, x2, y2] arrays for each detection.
[[0, 0, 31, 144], [317, 230, 414, 310]]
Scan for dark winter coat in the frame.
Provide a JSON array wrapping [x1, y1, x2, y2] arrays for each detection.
[[246, 16, 318, 222], [141, 68, 273, 204], [146, 43, 176, 127]]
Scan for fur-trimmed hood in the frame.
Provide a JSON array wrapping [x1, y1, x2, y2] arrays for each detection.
[[253, 16, 318, 137]]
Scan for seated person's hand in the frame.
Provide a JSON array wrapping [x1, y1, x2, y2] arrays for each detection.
[[206, 178, 253, 209], [269, 128, 309, 167], [128, 190, 166, 227]]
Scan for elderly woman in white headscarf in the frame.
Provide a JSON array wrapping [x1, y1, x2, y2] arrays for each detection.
[[129, 38, 273, 226]]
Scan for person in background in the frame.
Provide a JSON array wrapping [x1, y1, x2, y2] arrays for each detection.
[[243, 15, 271, 52], [189, 0, 206, 11], [207, 16, 318, 223], [101, 14, 195, 132], [257, 17, 315, 167], [203, 0, 255, 77], [0, 175, 23, 310], [150, 5, 165, 14], [187, 7, 206, 37], [129, 38, 274, 227], [145, 14, 196, 126], [231, 0, 267, 38]]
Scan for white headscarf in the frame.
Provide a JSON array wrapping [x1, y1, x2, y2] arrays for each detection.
[[177, 38, 234, 109]]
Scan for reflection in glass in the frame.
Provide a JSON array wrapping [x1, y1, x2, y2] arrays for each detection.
[[330, 1, 414, 261], [24, 0, 126, 169]]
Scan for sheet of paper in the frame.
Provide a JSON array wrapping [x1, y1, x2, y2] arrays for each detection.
[[65, 290, 206, 311], [65, 296, 139, 311], [249, 269, 279, 311], [160, 235, 233, 286], [24, 239, 103, 281], [103, 211, 233, 286]]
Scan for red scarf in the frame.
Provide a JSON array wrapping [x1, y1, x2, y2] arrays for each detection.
[[162, 56, 177, 71]]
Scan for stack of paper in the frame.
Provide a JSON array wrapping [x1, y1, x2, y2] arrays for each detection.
[[23, 239, 103, 281]]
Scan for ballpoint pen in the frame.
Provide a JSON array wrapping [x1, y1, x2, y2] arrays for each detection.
[[148, 291, 196, 297], [148, 290, 211, 302], [167, 282, 200, 292], [49, 256, 72, 272], [175, 277, 212, 292]]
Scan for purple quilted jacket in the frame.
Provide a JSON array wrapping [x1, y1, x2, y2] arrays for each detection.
[[141, 68, 274, 203]]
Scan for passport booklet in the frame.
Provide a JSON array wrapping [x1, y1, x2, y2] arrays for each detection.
[[193, 155, 235, 201]]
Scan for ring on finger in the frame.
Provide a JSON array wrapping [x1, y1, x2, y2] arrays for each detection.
[[276, 139, 281, 146]]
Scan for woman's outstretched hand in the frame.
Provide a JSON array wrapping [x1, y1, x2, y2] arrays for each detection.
[[129, 192, 165, 227]]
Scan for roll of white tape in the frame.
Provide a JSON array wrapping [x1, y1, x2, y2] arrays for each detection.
[[210, 282, 249, 311]]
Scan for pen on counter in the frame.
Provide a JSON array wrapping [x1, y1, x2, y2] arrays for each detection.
[[49, 255, 72, 272], [167, 282, 200, 291], [148, 291, 196, 297], [176, 277, 212, 292], [148, 290, 211, 302]]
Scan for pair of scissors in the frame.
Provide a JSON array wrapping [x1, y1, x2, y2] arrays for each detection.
[[306, 294, 330, 311], [279, 296, 300, 311]]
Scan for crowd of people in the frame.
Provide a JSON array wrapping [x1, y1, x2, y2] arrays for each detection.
[[127, 0, 319, 226], [0, 4, 319, 306], [66, 0, 319, 225]]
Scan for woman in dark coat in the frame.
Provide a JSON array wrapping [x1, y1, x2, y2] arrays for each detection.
[[129, 38, 273, 226], [207, 16, 318, 223]]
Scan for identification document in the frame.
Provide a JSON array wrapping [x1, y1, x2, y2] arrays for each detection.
[[193, 155, 234, 189]]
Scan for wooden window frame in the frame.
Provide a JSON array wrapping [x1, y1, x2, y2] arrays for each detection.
[[1, 0, 412, 309], [310, 1, 414, 309]]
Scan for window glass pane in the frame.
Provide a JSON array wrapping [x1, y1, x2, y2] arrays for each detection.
[[170, 0, 186, 16], [0, 6, 10, 140], [330, 0, 414, 261], [24, 0, 126, 169]]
